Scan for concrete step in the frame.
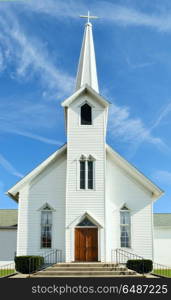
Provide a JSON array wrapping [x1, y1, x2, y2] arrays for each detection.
[[31, 263, 140, 278], [32, 274, 141, 278], [34, 270, 136, 276], [48, 267, 127, 271], [52, 263, 119, 268]]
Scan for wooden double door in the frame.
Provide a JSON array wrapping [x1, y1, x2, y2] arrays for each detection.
[[75, 228, 98, 262]]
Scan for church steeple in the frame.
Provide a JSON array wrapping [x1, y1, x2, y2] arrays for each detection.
[[75, 12, 99, 93]]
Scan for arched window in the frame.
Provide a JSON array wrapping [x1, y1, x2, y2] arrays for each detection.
[[40, 204, 53, 248], [79, 155, 95, 190], [81, 103, 92, 125], [77, 216, 96, 227], [120, 205, 131, 248]]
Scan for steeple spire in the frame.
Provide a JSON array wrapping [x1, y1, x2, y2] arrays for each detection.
[[75, 12, 99, 93]]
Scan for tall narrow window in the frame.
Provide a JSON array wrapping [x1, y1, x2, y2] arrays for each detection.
[[120, 207, 131, 248], [41, 210, 52, 248], [88, 160, 93, 189], [80, 160, 86, 189], [81, 103, 92, 125]]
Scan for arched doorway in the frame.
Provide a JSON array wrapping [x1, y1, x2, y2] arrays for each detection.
[[75, 217, 98, 262]]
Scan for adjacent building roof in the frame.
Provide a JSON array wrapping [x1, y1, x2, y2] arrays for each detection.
[[154, 213, 171, 227], [0, 209, 18, 228], [0, 210, 170, 228]]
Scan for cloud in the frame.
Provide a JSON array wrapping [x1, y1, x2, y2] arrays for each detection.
[[0, 153, 23, 178], [152, 170, 171, 185], [0, 8, 74, 99], [0, 98, 64, 145], [5, 129, 62, 145], [18, 0, 171, 33], [0, 48, 4, 72], [108, 101, 169, 154], [151, 102, 171, 129], [125, 56, 155, 69]]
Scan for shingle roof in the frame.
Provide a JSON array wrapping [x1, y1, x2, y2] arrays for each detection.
[[154, 213, 171, 227], [0, 209, 18, 228]]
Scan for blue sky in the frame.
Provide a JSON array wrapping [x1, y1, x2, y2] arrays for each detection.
[[0, 0, 171, 212]]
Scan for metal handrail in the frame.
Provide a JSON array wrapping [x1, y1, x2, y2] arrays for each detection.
[[28, 248, 62, 275], [0, 262, 16, 278], [111, 248, 171, 277]]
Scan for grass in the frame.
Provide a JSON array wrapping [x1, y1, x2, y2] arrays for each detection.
[[153, 269, 171, 277], [0, 269, 15, 277]]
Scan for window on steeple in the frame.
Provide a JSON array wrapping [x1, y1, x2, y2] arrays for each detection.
[[79, 155, 95, 190], [81, 103, 92, 125], [80, 160, 86, 189]]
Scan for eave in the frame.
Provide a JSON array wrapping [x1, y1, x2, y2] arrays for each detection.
[[61, 84, 111, 108]]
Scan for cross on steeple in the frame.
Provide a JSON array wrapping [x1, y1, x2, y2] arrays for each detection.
[[76, 10, 99, 93], [80, 11, 99, 24]]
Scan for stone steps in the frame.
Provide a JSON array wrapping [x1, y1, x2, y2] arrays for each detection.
[[32, 274, 140, 278], [52, 263, 121, 268], [47, 267, 127, 271], [32, 262, 140, 277], [33, 270, 136, 276]]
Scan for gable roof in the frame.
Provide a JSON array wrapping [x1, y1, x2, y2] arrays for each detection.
[[0, 209, 18, 228], [61, 84, 110, 108], [7, 144, 67, 202], [106, 144, 163, 200], [7, 142, 163, 203], [154, 213, 171, 227]]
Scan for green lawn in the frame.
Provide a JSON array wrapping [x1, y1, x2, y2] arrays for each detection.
[[153, 269, 171, 277], [0, 269, 15, 277]]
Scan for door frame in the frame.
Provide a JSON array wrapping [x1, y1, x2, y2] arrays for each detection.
[[74, 226, 99, 262], [68, 212, 103, 262]]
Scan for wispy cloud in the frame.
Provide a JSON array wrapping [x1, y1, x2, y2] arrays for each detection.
[[108, 101, 171, 155], [0, 98, 63, 145], [151, 102, 171, 129], [0, 8, 74, 99], [0, 153, 23, 178], [152, 170, 171, 186], [125, 56, 155, 69], [5, 129, 62, 146], [18, 0, 171, 33]]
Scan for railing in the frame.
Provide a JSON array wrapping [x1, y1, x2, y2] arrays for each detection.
[[28, 249, 62, 276], [152, 262, 171, 278], [111, 248, 171, 277], [112, 248, 144, 265], [0, 262, 16, 278]]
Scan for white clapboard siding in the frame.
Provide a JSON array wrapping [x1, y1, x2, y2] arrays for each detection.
[[17, 152, 66, 260], [65, 93, 107, 262], [0, 229, 17, 261], [106, 151, 153, 261], [154, 227, 171, 266]]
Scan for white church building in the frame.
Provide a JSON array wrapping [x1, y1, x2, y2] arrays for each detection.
[[7, 19, 164, 263]]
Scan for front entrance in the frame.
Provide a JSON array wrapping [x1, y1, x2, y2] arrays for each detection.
[[75, 228, 98, 262]]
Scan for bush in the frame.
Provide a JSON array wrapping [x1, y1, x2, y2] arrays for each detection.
[[126, 259, 153, 274], [15, 256, 44, 274]]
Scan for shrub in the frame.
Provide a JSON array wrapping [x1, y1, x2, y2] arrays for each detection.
[[15, 256, 44, 274], [126, 259, 153, 274]]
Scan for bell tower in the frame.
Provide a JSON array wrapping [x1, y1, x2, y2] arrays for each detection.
[[61, 13, 110, 262]]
